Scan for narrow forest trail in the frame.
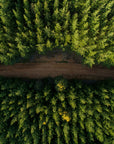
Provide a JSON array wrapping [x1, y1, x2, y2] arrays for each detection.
[[0, 61, 114, 80]]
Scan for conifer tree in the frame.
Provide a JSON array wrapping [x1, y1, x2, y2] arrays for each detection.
[[0, 0, 17, 64], [48, 120, 54, 144], [42, 126, 47, 144], [62, 0, 71, 48], [96, 0, 114, 66], [71, 13, 79, 55], [68, 88, 77, 109], [13, 0, 25, 58], [78, 0, 90, 57], [0, 15, 3, 46], [78, 93, 87, 143], [54, 23, 63, 48], [63, 123, 70, 144], [44, 26, 52, 51], [34, 0, 45, 53], [53, 0, 69, 49], [20, 0, 36, 57], [83, 0, 100, 67], [43, 0, 50, 25], [43, 0, 53, 51], [31, 123, 40, 144], [72, 111, 78, 144], [55, 126, 62, 144], [93, 97, 104, 142], [53, 0, 59, 22], [52, 0, 62, 48], [53, 110, 60, 126], [60, 0, 71, 50]]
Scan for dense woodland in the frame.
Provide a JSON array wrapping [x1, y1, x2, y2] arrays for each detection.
[[0, 77, 114, 144], [0, 0, 114, 66]]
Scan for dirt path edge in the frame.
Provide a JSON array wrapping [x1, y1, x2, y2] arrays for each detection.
[[0, 62, 114, 80]]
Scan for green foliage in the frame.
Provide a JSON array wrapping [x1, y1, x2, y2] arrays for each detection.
[[0, 77, 114, 144], [55, 77, 68, 92], [0, 0, 18, 64], [0, 0, 114, 66]]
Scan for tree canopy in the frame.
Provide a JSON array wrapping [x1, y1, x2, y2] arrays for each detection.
[[0, 77, 114, 144], [0, 0, 114, 66]]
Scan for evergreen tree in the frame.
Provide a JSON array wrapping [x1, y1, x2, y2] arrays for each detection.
[[72, 111, 78, 144], [43, 0, 53, 51], [78, 0, 90, 57], [60, 0, 71, 50], [78, 94, 86, 143], [0, 0, 17, 64], [42, 126, 47, 144], [48, 120, 54, 144], [34, 0, 45, 53], [68, 88, 77, 109], [55, 126, 62, 144], [96, 0, 114, 66], [62, 0, 71, 48], [71, 13, 79, 54], [13, 0, 24, 58], [63, 123, 70, 144], [53, 0, 59, 22], [54, 23, 63, 48], [83, 0, 100, 67], [52, 0, 62, 49], [20, 0, 36, 57], [31, 122, 40, 144]]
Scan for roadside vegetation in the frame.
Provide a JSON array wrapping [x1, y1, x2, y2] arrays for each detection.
[[0, 77, 113, 144], [0, 0, 114, 66]]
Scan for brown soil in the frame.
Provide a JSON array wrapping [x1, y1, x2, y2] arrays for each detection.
[[0, 54, 114, 80]]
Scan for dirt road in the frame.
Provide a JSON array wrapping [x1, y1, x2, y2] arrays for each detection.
[[0, 62, 114, 80]]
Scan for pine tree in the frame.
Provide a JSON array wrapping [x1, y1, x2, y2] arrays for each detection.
[[63, 0, 71, 48], [72, 111, 78, 144], [72, 126, 78, 144], [68, 88, 77, 109], [53, 111, 60, 126], [48, 120, 54, 144], [63, 123, 70, 144], [43, 0, 50, 25], [52, 0, 62, 49], [53, 0, 67, 49], [34, 0, 45, 53], [43, 1, 53, 52], [78, 0, 90, 57], [93, 95, 104, 143], [60, 0, 71, 50], [20, 0, 36, 57], [13, 0, 25, 58], [44, 26, 52, 51], [0, 13, 3, 45], [96, 0, 114, 66], [78, 94, 86, 143], [83, 0, 100, 67], [0, 0, 17, 64], [55, 126, 62, 144], [71, 13, 79, 53], [42, 126, 47, 144], [84, 89, 94, 141], [53, 0, 59, 22]]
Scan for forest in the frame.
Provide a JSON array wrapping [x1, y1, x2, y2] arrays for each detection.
[[0, 77, 114, 144], [0, 0, 114, 66], [0, 0, 114, 144]]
